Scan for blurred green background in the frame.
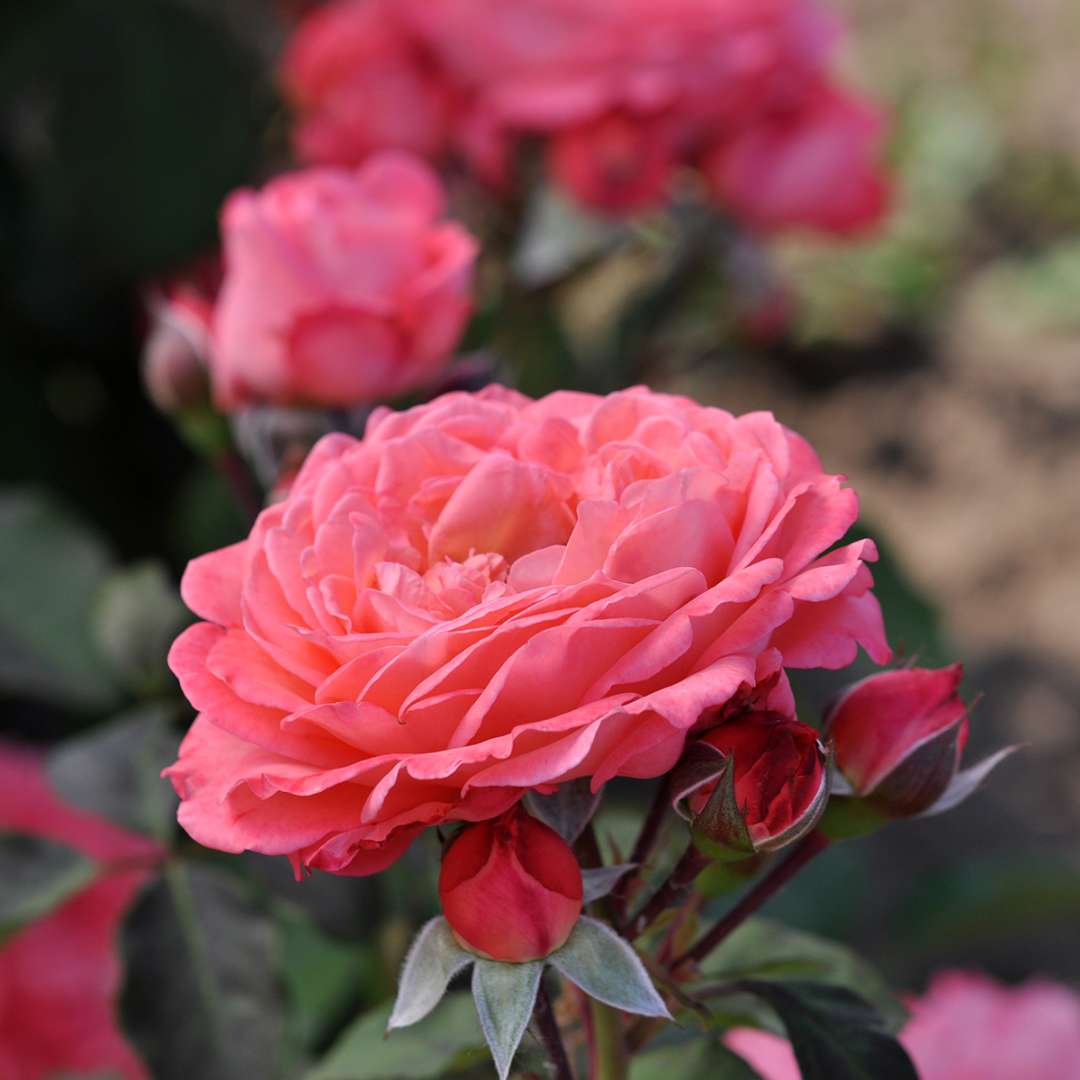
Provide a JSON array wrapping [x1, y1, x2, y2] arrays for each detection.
[[2, 1, 1079, 1072]]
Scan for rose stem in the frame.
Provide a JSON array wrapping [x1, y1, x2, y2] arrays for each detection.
[[533, 980, 575, 1080], [670, 830, 830, 971], [611, 778, 672, 924], [627, 842, 711, 940], [216, 447, 261, 523], [589, 998, 629, 1080]]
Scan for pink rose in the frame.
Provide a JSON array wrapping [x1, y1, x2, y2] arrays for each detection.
[[166, 385, 889, 877], [398, 0, 888, 225], [210, 153, 477, 411], [281, 0, 454, 168], [703, 85, 890, 235], [0, 744, 161, 1080], [902, 971, 1080, 1080], [726, 971, 1080, 1080]]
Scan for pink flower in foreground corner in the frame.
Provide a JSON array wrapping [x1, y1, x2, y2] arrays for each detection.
[[439, 806, 583, 962], [0, 744, 161, 1080], [281, 0, 455, 169], [210, 152, 477, 411], [726, 970, 1080, 1080], [166, 385, 890, 877]]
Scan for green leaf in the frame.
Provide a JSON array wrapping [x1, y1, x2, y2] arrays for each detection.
[[732, 981, 917, 1080], [389, 917, 473, 1031], [275, 900, 373, 1057], [631, 1037, 763, 1080], [0, 832, 96, 941], [550, 917, 670, 1018], [47, 704, 181, 843], [120, 861, 286, 1080], [307, 994, 487, 1080], [93, 561, 188, 696], [525, 778, 602, 843], [0, 490, 118, 710], [702, 919, 906, 1032]]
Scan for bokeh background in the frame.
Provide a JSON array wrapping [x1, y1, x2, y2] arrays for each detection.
[[2, 0, 1078, 1070]]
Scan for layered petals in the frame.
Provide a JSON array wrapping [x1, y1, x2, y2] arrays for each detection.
[[167, 386, 889, 875]]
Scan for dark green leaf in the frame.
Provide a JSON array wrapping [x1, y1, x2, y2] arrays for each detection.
[[93, 561, 189, 696], [275, 901, 374, 1061], [732, 981, 917, 1080], [631, 1037, 763, 1080], [0, 490, 117, 710], [702, 919, 906, 1031], [525, 778, 602, 843], [306, 994, 487, 1080], [0, 832, 95, 940], [48, 704, 181, 843], [120, 861, 286, 1080]]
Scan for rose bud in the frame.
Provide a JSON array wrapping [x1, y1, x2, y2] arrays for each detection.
[[141, 282, 215, 415], [677, 712, 828, 861], [825, 665, 969, 826], [438, 807, 583, 963]]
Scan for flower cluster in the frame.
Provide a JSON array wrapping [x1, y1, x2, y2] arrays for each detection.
[[282, 0, 888, 228], [166, 385, 888, 877]]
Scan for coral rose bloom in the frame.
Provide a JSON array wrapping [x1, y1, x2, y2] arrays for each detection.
[[167, 386, 889, 876]]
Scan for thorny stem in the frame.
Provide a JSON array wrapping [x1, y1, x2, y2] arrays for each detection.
[[533, 981, 575, 1080], [670, 830, 830, 971], [627, 843, 711, 940]]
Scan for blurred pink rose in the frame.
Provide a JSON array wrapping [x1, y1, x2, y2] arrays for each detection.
[[703, 86, 890, 235], [394, 0, 888, 226], [281, 0, 455, 168], [904, 971, 1080, 1079], [210, 153, 477, 411], [726, 970, 1080, 1079], [0, 744, 161, 1080], [167, 385, 889, 876]]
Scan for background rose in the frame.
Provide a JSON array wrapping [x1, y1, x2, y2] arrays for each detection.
[[167, 385, 889, 877], [725, 970, 1080, 1079], [281, 0, 455, 169], [210, 152, 477, 410], [0, 745, 159, 1080], [394, 0, 887, 225]]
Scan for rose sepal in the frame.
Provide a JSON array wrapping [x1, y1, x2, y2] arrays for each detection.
[[388, 913, 669, 1080]]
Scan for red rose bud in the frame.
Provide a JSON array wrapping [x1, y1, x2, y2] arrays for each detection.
[[438, 807, 583, 963], [826, 664, 969, 820], [678, 712, 828, 860]]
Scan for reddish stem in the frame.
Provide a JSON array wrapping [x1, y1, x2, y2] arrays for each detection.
[[627, 843, 711, 940], [670, 831, 830, 971]]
